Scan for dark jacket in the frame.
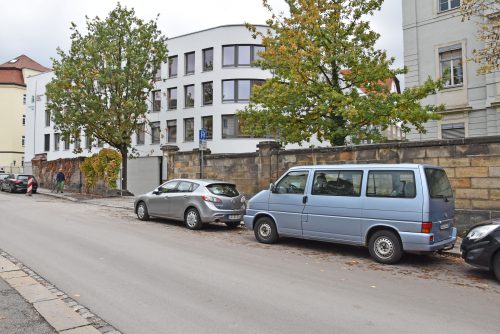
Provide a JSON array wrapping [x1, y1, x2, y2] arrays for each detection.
[[56, 172, 65, 182]]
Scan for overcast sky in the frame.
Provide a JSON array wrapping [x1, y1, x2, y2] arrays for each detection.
[[0, 0, 403, 77]]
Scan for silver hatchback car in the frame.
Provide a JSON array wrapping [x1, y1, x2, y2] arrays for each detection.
[[134, 179, 246, 230]]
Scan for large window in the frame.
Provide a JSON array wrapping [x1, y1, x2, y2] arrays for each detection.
[[439, 0, 460, 12], [203, 48, 213, 71], [167, 120, 177, 143], [222, 45, 265, 67], [151, 122, 161, 144], [222, 114, 247, 138], [185, 52, 195, 75], [185, 85, 195, 108], [202, 81, 213, 105], [441, 122, 465, 139], [44, 134, 50, 152], [222, 79, 264, 103], [168, 56, 178, 77], [366, 170, 416, 198], [312, 170, 363, 196], [85, 132, 92, 149], [184, 118, 194, 142], [152, 90, 161, 112], [54, 133, 60, 151], [202, 116, 213, 140], [439, 45, 463, 87], [167, 87, 177, 109], [136, 123, 145, 145]]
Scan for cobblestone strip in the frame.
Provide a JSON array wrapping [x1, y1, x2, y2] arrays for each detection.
[[0, 249, 122, 334]]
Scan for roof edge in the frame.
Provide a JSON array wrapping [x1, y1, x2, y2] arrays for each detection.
[[167, 24, 269, 41]]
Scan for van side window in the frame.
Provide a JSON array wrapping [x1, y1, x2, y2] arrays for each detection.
[[312, 170, 363, 196], [275, 171, 309, 194], [366, 170, 416, 198]]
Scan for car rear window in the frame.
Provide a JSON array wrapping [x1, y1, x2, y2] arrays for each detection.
[[18, 175, 29, 181], [425, 168, 453, 198], [206, 183, 239, 197]]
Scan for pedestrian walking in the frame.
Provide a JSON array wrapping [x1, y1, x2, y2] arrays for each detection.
[[56, 169, 65, 193]]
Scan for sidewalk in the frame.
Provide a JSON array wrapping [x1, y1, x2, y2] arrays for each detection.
[[35, 187, 463, 258], [0, 254, 104, 334], [36, 188, 135, 210]]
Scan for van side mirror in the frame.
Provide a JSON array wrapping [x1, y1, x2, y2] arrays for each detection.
[[269, 183, 276, 193]]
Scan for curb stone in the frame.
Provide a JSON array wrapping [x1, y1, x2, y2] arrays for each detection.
[[0, 250, 122, 334]]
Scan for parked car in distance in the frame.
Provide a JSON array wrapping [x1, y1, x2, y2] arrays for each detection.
[[244, 164, 457, 264], [461, 220, 500, 281], [134, 179, 246, 230], [0, 173, 9, 185], [0, 174, 38, 193]]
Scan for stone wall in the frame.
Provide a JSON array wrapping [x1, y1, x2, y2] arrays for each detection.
[[31, 154, 85, 192], [162, 136, 500, 234]]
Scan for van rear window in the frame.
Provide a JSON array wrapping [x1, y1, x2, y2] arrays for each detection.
[[425, 168, 453, 198], [367, 170, 416, 198]]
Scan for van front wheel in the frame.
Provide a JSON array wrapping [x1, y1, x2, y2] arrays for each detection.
[[254, 217, 278, 244], [369, 230, 403, 264]]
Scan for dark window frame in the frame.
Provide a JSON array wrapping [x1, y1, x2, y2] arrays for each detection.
[[439, 0, 461, 12], [167, 87, 177, 110], [202, 116, 213, 140], [222, 44, 265, 67], [202, 81, 213, 105], [151, 121, 161, 144], [185, 51, 195, 75], [167, 120, 177, 143], [136, 123, 145, 145], [152, 90, 161, 112], [168, 56, 178, 78], [44, 134, 50, 152], [222, 79, 264, 103], [184, 84, 195, 108], [202, 48, 214, 71], [184, 118, 194, 142]]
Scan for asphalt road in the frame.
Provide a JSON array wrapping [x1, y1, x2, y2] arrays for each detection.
[[0, 192, 499, 334]]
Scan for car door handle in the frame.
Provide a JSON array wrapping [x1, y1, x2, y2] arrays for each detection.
[[183, 195, 188, 199]]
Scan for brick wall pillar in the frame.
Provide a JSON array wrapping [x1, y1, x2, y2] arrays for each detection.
[[160, 145, 179, 181], [257, 141, 281, 189]]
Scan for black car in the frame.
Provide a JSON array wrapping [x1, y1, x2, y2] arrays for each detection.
[[461, 220, 500, 281], [0, 174, 38, 193]]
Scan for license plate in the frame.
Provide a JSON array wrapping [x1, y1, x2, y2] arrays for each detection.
[[228, 215, 241, 220], [440, 222, 450, 230]]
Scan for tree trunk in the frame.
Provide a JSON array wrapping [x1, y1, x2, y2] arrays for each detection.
[[120, 147, 128, 191]]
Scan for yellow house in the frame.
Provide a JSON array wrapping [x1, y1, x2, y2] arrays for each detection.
[[0, 55, 49, 173]]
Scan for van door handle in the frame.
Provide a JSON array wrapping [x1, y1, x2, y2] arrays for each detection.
[[302, 196, 308, 204]]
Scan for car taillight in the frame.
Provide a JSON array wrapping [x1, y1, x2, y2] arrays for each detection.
[[421, 222, 432, 233], [201, 195, 222, 203]]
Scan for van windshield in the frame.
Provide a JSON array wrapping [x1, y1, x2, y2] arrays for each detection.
[[425, 168, 453, 198]]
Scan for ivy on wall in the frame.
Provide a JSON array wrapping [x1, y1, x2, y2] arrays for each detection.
[[80, 149, 121, 192]]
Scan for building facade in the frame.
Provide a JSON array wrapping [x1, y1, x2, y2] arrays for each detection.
[[403, 0, 500, 140], [0, 55, 49, 173]]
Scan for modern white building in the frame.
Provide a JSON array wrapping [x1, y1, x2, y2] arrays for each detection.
[[403, 0, 500, 140], [23, 25, 288, 193]]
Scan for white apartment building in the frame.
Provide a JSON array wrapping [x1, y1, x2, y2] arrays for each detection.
[[403, 0, 500, 140]]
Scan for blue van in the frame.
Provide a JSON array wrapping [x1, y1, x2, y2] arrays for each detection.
[[244, 164, 457, 264]]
